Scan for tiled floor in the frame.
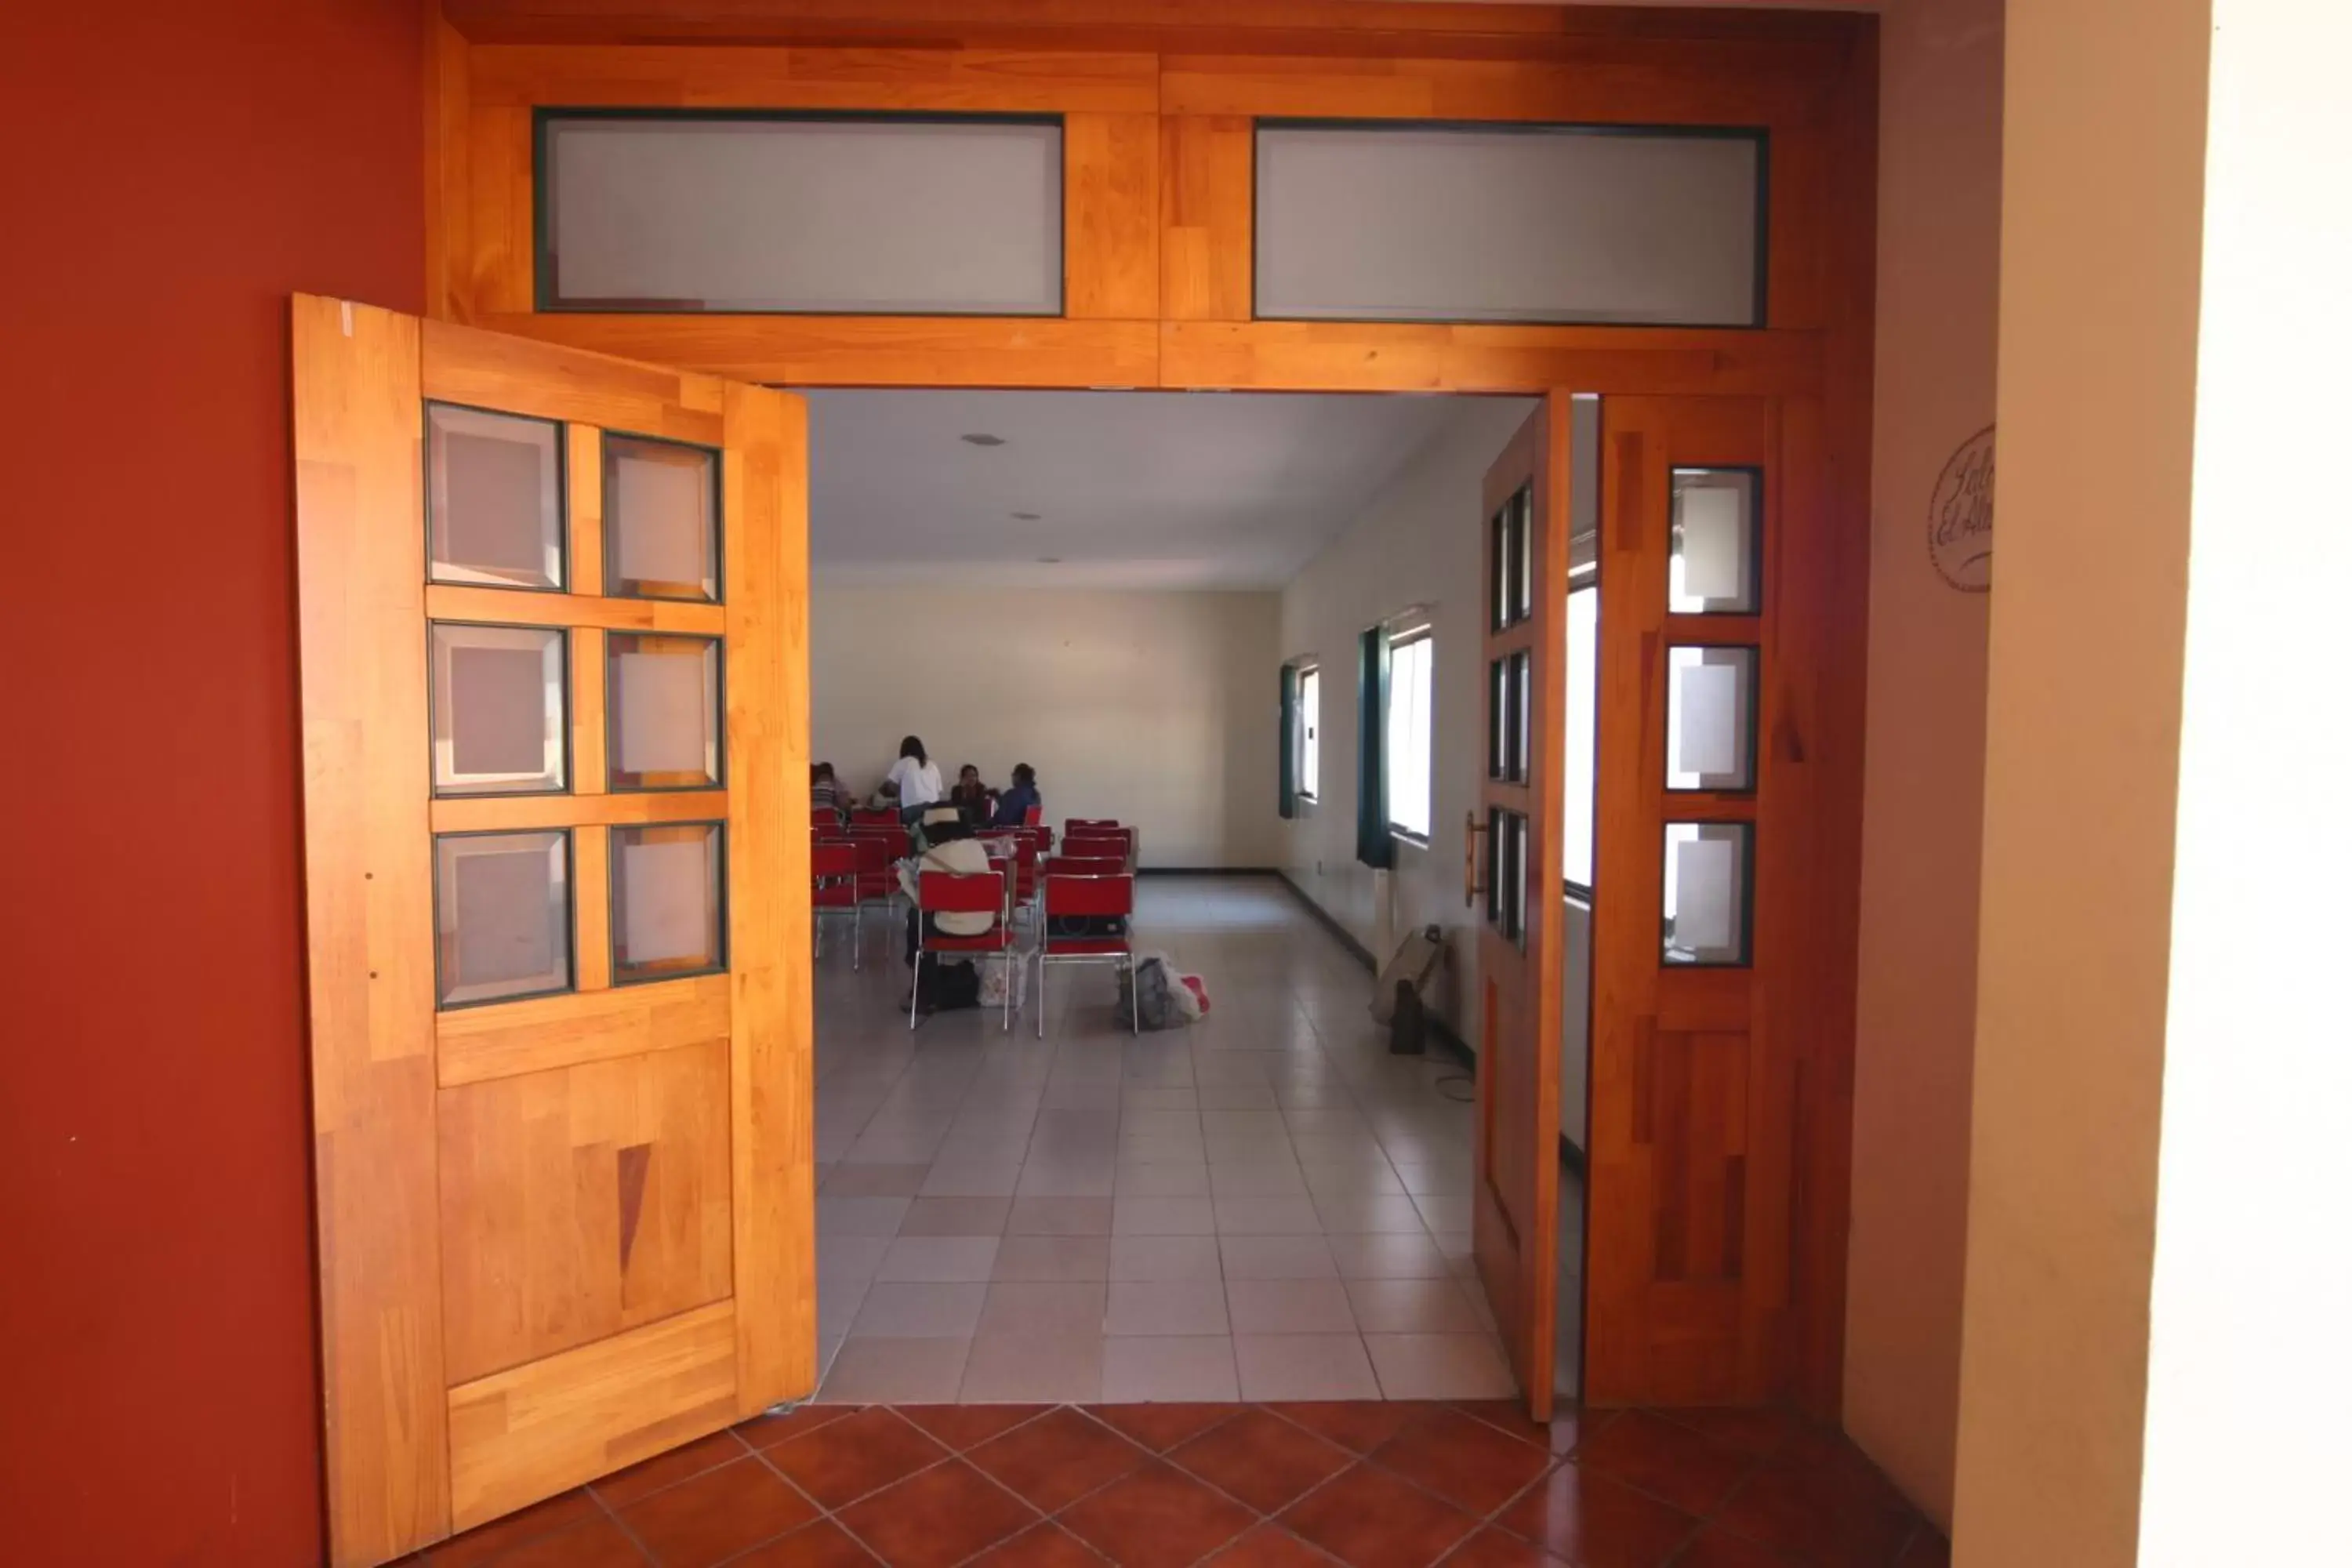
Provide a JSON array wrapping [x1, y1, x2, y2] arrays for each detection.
[[398, 1399, 1951, 1567], [811, 878, 1518, 1404]]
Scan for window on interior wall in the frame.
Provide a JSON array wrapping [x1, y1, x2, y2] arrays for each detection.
[[1298, 665, 1322, 801], [1563, 586, 1599, 895], [1387, 627, 1435, 842]]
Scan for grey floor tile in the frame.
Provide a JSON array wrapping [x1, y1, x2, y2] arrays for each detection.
[[1101, 1337, 1240, 1403], [817, 1196, 912, 1236], [1112, 1196, 1218, 1235], [875, 1235, 1000, 1282], [818, 1337, 971, 1403], [1232, 1334, 1381, 1400], [1363, 1333, 1518, 1399], [1115, 1161, 1212, 1196], [1217, 1234, 1338, 1280], [850, 1280, 989, 1338], [898, 1196, 1013, 1236], [992, 1233, 1112, 1281], [978, 1280, 1107, 1338], [1211, 1195, 1322, 1235], [1343, 1277, 1486, 1334], [1007, 1196, 1114, 1236], [958, 1330, 1105, 1403], [1225, 1276, 1357, 1334], [1109, 1233, 1225, 1283], [1105, 1279, 1230, 1336]]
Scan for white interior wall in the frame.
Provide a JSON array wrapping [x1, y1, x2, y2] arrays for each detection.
[[1277, 397, 1534, 1039], [810, 586, 1280, 868]]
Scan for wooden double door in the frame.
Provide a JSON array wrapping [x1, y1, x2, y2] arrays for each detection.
[[1474, 390, 1847, 1417], [293, 297, 813, 1566]]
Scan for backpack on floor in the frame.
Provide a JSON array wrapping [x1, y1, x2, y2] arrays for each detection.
[[1117, 954, 1186, 1030]]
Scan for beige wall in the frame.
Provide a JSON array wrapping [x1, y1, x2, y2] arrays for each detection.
[[809, 586, 1282, 867], [1841, 0, 2002, 1530], [1951, 0, 2213, 1562], [1278, 398, 1534, 1034]]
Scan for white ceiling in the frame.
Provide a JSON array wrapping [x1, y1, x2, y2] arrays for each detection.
[[804, 390, 1490, 591]]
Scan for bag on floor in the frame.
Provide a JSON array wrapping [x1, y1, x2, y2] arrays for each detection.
[[1047, 913, 1128, 939], [1371, 924, 1450, 1025], [1171, 972, 1210, 1021], [978, 954, 1028, 1011], [1116, 953, 1187, 1030], [916, 956, 982, 1011]]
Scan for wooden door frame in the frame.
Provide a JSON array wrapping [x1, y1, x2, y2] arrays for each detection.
[[408, 0, 1872, 1421]]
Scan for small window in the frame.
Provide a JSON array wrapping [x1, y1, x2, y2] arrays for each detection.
[[1298, 666, 1323, 800], [1387, 630, 1435, 840], [1563, 586, 1599, 893]]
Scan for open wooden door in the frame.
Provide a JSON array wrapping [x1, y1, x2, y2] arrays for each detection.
[[292, 296, 813, 1566], [1472, 395, 1570, 1420]]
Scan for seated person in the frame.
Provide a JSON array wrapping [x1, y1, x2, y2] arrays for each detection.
[[949, 762, 996, 822], [810, 760, 847, 822], [988, 763, 1042, 828], [899, 807, 998, 965]]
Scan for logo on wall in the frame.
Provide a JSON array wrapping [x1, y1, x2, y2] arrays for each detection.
[[1928, 425, 1995, 593]]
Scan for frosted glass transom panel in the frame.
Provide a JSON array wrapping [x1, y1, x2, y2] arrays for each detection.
[[543, 114, 1063, 314], [1666, 645, 1757, 792], [612, 822, 727, 983], [1663, 822, 1751, 967], [605, 436, 720, 602], [430, 622, 567, 796], [1671, 469, 1760, 614], [1256, 124, 1763, 325], [435, 830, 572, 1007], [607, 633, 722, 790], [427, 404, 564, 590]]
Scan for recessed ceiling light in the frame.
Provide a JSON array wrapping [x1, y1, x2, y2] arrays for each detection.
[[960, 433, 1006, 447], [1036, 556, 1062, 564], [1011, 511, 1042, 521]]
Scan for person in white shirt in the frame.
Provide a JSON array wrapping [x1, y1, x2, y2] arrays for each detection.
[[880, 735, 944, 823]]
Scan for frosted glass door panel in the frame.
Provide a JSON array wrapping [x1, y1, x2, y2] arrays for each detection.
[[427, 404, 564, 590], [1257, 125, 1762, 325], [612, 822, 726, 983], [430, 622, 567, 796], [606, 436, 720, 602], [1666, 646, 1757, 792], [1663, 822, 1751, 966], [435, 830, 572, 1007], [1670, 470, 1760, 613], [607, 633, 722, 790], [543, 115, 1063, 314]]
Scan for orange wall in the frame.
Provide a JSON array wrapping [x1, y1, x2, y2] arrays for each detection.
[[0, 2, 423, 1561], [1952, 0, 2211, 1560], [1841, 0, 2001, 1530]]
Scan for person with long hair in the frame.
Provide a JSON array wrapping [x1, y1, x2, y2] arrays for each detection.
[[879, 735, 942, 823]]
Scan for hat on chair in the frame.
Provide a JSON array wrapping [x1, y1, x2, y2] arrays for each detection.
[[922, 806, 963, 829]]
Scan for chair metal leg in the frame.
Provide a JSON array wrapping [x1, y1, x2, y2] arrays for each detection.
[[1001, 948, 1012, 1033], [909, 949, 922, 1031], [1036, 954, 1047, 1040], [1127, 956, 1138, 1036]]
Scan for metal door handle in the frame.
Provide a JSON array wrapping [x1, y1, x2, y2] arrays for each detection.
[[1464, 810, 1487, 908]]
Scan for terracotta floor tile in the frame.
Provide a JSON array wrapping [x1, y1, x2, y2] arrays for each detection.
[[1278, 1462, 1479, 1568], [459, 1518, 652, 1568], [970, 1523, 1114, 1566], [764, 1406, 952, 1509], [735, 1403, 856, 1451], [1087, 1402, 1245, 1452], [1438, 1526, 1571, 1567], [724, 1519, 879, 1567], [1206, 1526, 1344, 1566], [1266, 1400, 1427, 1456], [1058, 1462, 1260, 1568], [1570, 1411, 1752, 1517], [970, 1406, 1152, 1512], [900, 1403, 1054, 1452], [1454, 1403, 1609, 1458], [590, 1431, 753, 1506], [615, 1454, 819, 1568], [1648, 1409, 1804, 1462], [1711, 1439, 1915, 1568], [1170, 1408, 1356, 1515], [1668, 1526, 1809, 1568], [1493, 1462, 1698, 1568], [1369, 1406, 1558, 1515], [835, 1458, 1042, 1568], [428, 1488, 601, 1566]]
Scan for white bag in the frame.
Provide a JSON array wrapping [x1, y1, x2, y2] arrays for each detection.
[[979, 954, 1029, 1011]]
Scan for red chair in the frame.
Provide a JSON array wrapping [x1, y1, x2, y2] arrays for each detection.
[[1065, 818, 1119, 837], [847, 832, 898, 925], [851, 808, 899, 829], [1036, 869, 1136, 1038], [913, 869, 1017, 1032], [811, 841, 863, 969], [1022, 804, 1044, 827], [1062, 830, 1134, 868], [1045, 854, 1124, 880]]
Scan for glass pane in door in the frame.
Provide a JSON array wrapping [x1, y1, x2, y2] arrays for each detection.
[[612, 821, 728, 982], [605, 436, 720, 602], [1665, 645, 1758, 791], [430, 622, 567, 796], [434, 829, 572, 1007], [1662, 822, 1751, 965], [1669, 468, 1759, 614], [607, 633, 723, 790], [426, 404, 564, 590]]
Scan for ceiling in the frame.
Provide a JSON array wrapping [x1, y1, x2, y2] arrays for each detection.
[[804, 390, 1492, 591]]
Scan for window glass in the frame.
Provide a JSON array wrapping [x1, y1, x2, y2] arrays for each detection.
[[1298, 666, 1322, 800], [1387, 631, 1435, 839], [1563, 586, 1599, 891]]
